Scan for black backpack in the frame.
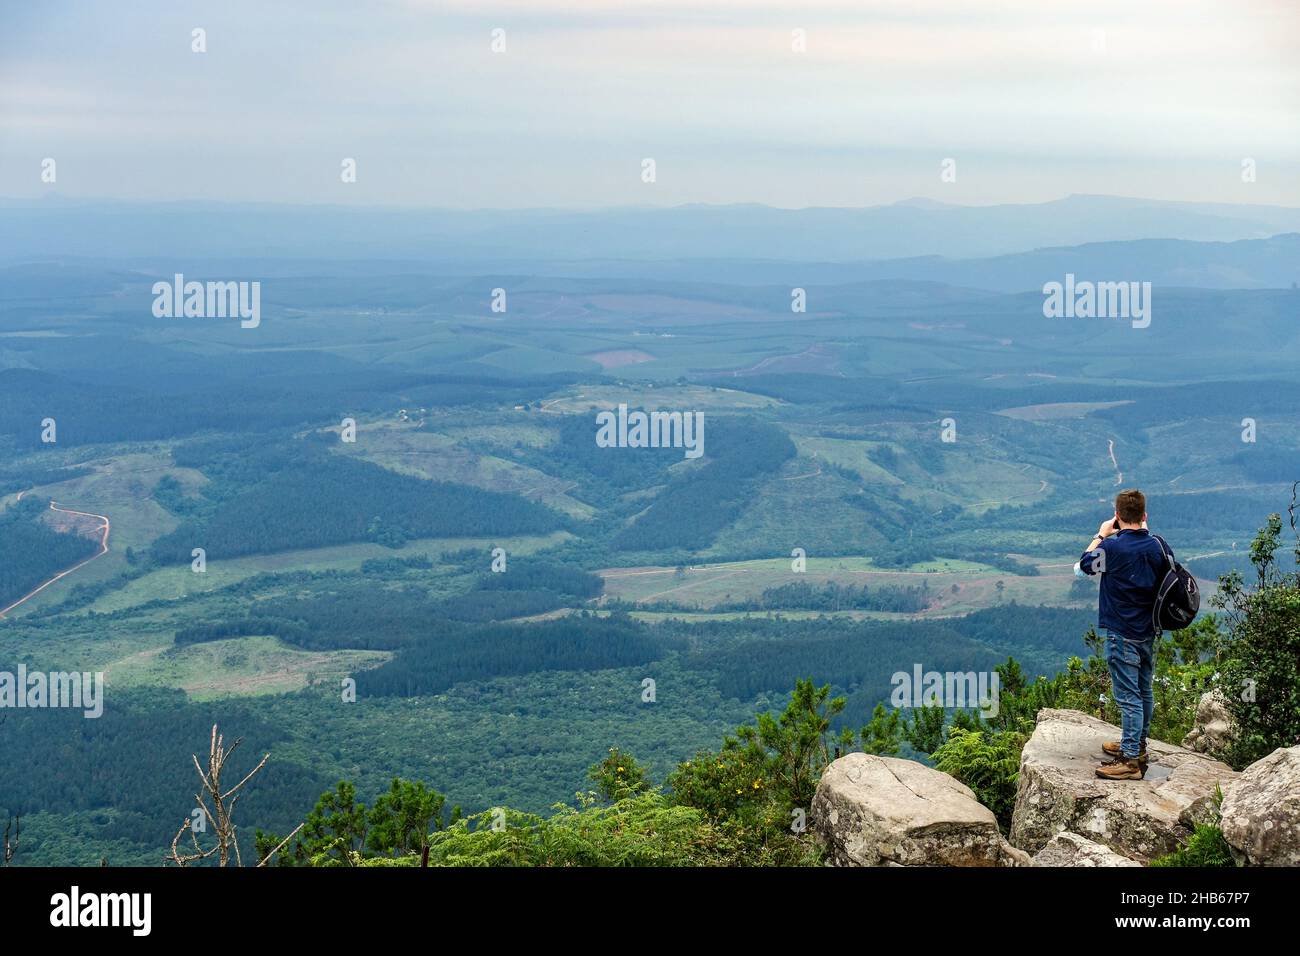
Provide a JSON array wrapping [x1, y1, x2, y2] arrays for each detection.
[[1152, 534, 1199, 633]]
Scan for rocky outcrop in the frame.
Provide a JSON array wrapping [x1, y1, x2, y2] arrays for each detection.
[[1008, 709, 1237, 863], [1032, 831, 1142, 867], [812, 752, 1028, 867], [1220, 745, 1300, 866], [1181, 689, 1236, 756]]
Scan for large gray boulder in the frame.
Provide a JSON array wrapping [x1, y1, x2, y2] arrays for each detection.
[[1181, 689, 1236, 756], [1032, 831, 1142, 867], [1220, 745, 1300, 866], [1009, 709, 1237, 862], [812, 752, 1028, 867]]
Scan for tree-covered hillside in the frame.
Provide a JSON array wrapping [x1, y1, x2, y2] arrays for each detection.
[[0, 498, 100, 609]]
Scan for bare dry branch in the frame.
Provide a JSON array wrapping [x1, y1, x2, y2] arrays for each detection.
[[167, 723, 271, 867], [223, 753, 269, 801], [3, 814, 18, 866], [256, 823, 305, 868]]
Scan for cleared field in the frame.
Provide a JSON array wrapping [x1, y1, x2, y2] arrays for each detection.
[[475, 344, 599, 375], [442, 420, 556, 449], [597, 555, 1082, 616], [785, 426, 1051, 516], [582, 293, 768, 318], [336, 419, 595, 518], [586, 349, 656, 369], [704, 468, 893, 557], [621, 609, 940, 622], [81, 531, 571, 614], [102, 635, 391, 701], [996, 401, 1133, 421], [792, 435, 905, 486], [2, 447, 190, 616], [537, 383, 780, 415], [731, 342, 841, 377]]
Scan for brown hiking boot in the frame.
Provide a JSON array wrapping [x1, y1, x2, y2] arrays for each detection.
[[1101, 740, 1149, 763], [1095, 757, 1145, 780]]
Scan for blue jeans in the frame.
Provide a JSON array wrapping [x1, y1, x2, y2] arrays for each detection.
[[1106, 629, 1154, 758]]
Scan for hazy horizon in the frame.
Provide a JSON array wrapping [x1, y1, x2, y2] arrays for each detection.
[[3, 0, 1297, 209], [5, 191, 1300, 214]]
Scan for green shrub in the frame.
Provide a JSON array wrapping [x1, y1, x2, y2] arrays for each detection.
[[1216, 513, 1300, 765], [1149, 823, 1236, 868], [1150, 787, 1236, 868], [421, 794, 818, 867], [666, 747, 770, 825], [588, 747, 653, 803], [931, 727, 1025, 829]]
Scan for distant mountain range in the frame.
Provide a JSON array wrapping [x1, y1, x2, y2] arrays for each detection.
[[554, 233, 1299, 291], [4, 194, 1299, 267], [6, 236, 1296, 296]]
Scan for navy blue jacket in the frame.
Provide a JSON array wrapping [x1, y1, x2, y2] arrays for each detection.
[[1079, 528, 1169, 639]]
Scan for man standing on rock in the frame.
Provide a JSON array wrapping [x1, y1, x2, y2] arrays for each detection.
[[1076, 488, 1170, 781]]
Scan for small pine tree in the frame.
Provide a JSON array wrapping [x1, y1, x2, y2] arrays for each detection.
[[859, 703, 903, 755], [904, 700, 947, 755], [588, 748, 652, 802]]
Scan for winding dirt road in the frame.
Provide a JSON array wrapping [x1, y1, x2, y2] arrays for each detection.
[[0, 499, 111, 619]]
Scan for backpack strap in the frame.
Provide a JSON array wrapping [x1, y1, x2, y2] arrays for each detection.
[[1151, 534, 1174, 636], [1152, 534, 1174, 569]]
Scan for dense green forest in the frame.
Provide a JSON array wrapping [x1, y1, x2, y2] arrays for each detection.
[[683, 606, 1091, 719], [149, 446, 562, 562], [0, 687, 327, 853], [0, 498, 100, 607], [363, 614, 675, 697], [511, 413, 685, 505]]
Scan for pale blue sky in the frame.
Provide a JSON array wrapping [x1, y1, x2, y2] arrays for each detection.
[[1, 0, 1296, 208]]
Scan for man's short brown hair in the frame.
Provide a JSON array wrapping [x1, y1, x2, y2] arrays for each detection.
[[1115, 489, 1146, 524]]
